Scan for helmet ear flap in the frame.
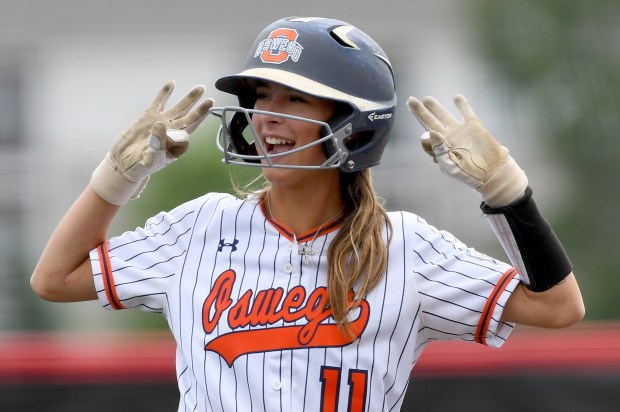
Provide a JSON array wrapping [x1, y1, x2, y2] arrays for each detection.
[[228, 88, 260, 163], [229, 111, 259, 162]]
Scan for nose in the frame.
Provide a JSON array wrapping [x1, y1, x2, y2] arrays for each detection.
[[254, 100, 287, 125]]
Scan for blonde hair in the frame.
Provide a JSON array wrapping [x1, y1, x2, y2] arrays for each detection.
[[329, 169, 392, 338]]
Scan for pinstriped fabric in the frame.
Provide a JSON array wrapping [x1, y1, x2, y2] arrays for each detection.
[[89, 195, 521, 412]]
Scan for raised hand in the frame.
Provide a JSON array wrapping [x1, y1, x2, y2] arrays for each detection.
[[407, 94, 527, 206], [91, 81, 214, 205]]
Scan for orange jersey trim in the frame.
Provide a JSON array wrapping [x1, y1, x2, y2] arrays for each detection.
[[97, 242, 126, 310], [475, 268, 517, 345], [260, 200, 342, 242]]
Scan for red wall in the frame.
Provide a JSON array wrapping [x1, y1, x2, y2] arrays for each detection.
[[1, 322, 619, 411]]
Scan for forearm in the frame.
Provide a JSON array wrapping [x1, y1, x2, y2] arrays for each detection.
[[31, 185, 119, 301], [31, 82, 212, 302], [482, 188, 585, 326]]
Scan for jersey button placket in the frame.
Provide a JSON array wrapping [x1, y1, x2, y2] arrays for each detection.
[[284, 238, 299, 275]]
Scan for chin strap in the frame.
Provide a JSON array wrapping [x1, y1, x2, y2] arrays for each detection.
[[481, 187, 573, 292]]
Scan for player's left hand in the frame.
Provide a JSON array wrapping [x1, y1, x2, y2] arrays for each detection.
[[407, 94, 528, 207]]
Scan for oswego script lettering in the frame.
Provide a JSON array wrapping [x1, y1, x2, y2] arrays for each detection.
[[202, 270, 370, 366]]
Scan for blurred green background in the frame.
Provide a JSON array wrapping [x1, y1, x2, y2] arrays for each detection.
[[471, 0, 620, 320], [1, 0, 618, 332]]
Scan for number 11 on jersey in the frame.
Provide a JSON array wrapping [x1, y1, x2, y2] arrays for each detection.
[[320, 366, 368, 412]]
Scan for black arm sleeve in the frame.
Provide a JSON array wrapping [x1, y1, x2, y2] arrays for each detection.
[[481, 187, 573, 292]]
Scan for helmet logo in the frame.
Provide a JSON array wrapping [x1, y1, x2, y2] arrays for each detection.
[[368, 112, 393, 122], [254, 28, 304, 64]]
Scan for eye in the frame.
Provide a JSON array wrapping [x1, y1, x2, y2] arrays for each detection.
[[289, 94, 307, 104], [255, 86, 271, 100]]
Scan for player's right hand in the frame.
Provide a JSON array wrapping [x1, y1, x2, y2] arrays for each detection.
[[91, 81, 214, 205]]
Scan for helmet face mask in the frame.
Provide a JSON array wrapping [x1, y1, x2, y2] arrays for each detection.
[[212, 16, 397, 172], [211, 106, 350, 169]]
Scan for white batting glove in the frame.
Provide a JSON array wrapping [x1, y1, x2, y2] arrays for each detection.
[[407, 94, 528, 207], [91, 81, 214, 205]]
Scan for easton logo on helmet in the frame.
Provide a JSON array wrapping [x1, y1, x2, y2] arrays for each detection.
[[368, 112, 393, 122], [254, 28, 304, 64]]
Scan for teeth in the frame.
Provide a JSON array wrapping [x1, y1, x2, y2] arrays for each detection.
[[265, 136, 294, 145]]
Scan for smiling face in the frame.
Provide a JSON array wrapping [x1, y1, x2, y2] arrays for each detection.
[[251, 81, 339, 187]]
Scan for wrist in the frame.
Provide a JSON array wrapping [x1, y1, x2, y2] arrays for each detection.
[[90, 154, 148, 205], [478, 155, 528, 207]]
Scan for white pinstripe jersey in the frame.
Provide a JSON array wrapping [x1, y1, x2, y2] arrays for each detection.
[[90, 192, 521, 412]]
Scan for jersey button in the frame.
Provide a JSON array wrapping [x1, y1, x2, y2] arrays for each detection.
[[287, 242, 294, 251], [272, 381, 282, 390], [284, 263, 293, 273]]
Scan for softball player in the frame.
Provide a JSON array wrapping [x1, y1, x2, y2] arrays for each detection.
[[32, 16, 584, 411]]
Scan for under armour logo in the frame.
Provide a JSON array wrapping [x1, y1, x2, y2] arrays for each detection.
[[218, 239, 239, 252]]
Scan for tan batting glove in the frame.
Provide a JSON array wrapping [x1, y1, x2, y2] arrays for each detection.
[[407, 94, 528, 207], [91, 81, 214, 205]]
